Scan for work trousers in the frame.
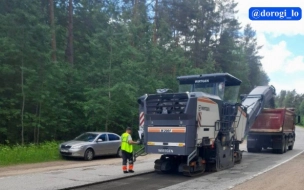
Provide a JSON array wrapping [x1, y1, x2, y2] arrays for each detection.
[[122, 150, 134, 171]]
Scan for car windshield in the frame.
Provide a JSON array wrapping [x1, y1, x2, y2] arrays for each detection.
[[75, 133, 98, 142]]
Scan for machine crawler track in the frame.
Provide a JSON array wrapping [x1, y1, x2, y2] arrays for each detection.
[[182, 165, 206, 177]]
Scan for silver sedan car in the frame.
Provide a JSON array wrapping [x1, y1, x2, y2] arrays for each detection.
[[59, 132, 122, 161]]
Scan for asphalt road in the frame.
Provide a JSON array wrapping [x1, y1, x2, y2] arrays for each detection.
[[71, 126, 304, 190], [68, 172, 209, 190]]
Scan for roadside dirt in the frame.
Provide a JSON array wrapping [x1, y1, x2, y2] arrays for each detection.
[[232, 153, 304, 190], [0, 154, 159, 178]]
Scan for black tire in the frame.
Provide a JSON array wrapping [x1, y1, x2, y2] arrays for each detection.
[[279, 138, 285, 154], [84, 148, 94, 161], [117, 147, 122, 158], [288, 141, 294, 150], [234, 153, 242, 164], [284, 138, 289, 153]]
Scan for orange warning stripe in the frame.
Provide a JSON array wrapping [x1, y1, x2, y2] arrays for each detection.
[[238, 107, 246, 117], [197, 97, 216, 104], [198, 112, 202, 127], [148, 127, 186, 133]]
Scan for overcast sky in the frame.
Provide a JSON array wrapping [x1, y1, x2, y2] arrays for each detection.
[[235, 0, 304, 94]]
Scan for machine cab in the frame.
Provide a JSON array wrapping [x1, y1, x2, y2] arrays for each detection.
[[177, 73, 242, 104]]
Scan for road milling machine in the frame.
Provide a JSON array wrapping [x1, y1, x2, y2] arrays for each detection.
[[136, 73, 276, 176]]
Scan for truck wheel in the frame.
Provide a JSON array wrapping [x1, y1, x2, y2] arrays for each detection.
[[279, 138, 285, 154], [284, 138, 289, 153], [288, 142, 294, 150]]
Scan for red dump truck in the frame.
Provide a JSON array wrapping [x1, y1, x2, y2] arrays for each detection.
[[247, 108, 301, 154]]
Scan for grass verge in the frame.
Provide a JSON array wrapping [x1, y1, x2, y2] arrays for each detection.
[[0, 142, 145, 167], [0, 141, 61, 167]]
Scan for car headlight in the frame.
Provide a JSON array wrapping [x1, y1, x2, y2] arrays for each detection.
[[70, 145, 84, 149]]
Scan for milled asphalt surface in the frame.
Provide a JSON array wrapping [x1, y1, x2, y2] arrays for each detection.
[[69, 172, 211, 190], [1, 127, 304, 190]]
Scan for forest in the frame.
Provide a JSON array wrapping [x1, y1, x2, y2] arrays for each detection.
[[275, 90, 304, 124], [0, 0, 301, 146]]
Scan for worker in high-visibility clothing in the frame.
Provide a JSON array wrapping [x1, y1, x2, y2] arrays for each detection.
[[121, 127, 139, 173]]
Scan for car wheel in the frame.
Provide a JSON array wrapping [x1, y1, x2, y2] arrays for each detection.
[[84, 148, 94, 161], [117, 147, 122, 158]]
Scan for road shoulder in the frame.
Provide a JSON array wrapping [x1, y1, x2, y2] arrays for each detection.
[[231, 152, 304, 190], [0, 154, 159, 178]]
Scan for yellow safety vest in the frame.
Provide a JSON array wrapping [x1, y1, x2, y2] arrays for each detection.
[[121, 132, 133, 153]]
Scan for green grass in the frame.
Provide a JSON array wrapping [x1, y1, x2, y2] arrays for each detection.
[[0, 141, 61, 167], [0, 141, 145, 167]]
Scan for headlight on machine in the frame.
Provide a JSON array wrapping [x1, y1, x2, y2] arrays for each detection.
[[147, 142, 155, 145], [178, 143, 185, 147]]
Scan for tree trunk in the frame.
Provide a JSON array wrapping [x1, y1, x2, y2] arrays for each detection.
[[65, 0, 73, 66], [49, 0, 57, 62], [34, 104, 38, 143], [37, 101, 41, 144], [105, 42, 113, 132], [152, 0, 158, 44], [133, 0, 138, 22], [21, 55, 25, 146], [130, 0, 138, 47]]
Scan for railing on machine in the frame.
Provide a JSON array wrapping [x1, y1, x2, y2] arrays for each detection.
[[215, 103, 240, 133], [145, 93, 189, 115], [133, 145, 147, 162]]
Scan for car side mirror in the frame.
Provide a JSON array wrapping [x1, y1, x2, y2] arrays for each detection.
[[97, 139, 103, 142]]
